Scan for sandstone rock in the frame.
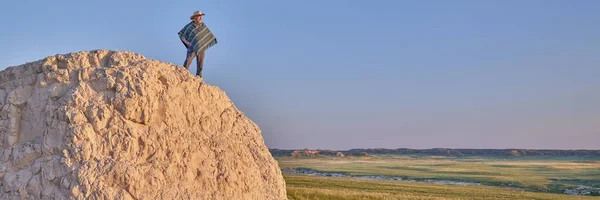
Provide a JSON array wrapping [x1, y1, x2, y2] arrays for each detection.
[[0, 50, 287, 199]]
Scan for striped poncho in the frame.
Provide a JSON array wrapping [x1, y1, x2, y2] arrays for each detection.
[[178, 21, 218, 54]]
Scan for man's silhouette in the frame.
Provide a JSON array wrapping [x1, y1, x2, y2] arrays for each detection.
[[178, 10, 218, 77]]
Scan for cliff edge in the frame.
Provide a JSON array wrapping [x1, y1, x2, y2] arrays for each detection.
[[0, 50, 287, 199]]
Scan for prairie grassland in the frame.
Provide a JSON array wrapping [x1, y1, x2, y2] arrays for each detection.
[[276, 155, 600, 197], [284, 175, 597, 200]]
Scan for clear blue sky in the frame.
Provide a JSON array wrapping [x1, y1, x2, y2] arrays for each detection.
[[1, 0, 599, 150]]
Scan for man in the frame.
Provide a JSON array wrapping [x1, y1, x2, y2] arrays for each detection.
[[178, 10, 218, 77]]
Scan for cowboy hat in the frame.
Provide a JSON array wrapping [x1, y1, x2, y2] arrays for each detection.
[[190, 11, 206, 20]]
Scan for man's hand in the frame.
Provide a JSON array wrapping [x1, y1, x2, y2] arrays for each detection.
[[183, 39, 192, 47], [181, 36, 192, 47]]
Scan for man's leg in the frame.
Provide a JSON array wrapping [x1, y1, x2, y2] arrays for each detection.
[[196, 50, 205, 77], [184, 50, 196, 70]]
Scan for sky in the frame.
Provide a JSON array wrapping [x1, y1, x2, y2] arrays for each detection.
[[1, 0, 599, 150]]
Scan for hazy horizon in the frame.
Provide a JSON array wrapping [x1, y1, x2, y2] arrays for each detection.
[[1, 0, 599, 150]]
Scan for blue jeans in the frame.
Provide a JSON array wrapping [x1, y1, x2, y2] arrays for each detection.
[[183, 45, 205, 77]]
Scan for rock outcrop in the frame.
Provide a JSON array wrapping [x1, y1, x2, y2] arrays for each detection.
[[0, 50, 287, 199]]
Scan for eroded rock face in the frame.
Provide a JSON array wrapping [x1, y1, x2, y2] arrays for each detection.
[[0, 50, 287, 199]]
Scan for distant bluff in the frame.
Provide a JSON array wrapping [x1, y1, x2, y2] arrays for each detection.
[[0, 50, 287, 199], [271, 148, 600, 158]]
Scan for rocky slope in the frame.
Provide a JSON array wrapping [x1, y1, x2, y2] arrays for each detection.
[[0, 50, 287, 199]]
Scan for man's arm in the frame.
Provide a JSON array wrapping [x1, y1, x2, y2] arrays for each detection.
[[181, 36, 192, 47], [178, 23, 193, 47], [179, 31, 192, 47]]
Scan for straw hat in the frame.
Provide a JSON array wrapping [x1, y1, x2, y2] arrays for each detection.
[[190, 11, 206, 20]]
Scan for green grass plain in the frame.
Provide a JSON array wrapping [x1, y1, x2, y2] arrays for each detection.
[[276, 155, 600, 199], [284, 175, 597, 200]]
